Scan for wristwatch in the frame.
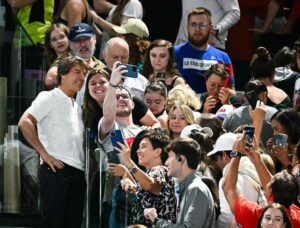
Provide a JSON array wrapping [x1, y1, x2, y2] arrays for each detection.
[[129, 166, 138, 174], [230, 150, 243, 158]]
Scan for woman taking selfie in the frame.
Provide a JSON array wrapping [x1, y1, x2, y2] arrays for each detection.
[[117, 129, 176, 227]]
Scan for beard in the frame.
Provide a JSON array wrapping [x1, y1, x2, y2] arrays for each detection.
[[71, 45, 95, 60], [116, 109, 131, 117], [188, 32, 210, 48]]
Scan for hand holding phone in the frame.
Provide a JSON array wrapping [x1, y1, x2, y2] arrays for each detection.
[[111, 129, 125, 151], [273, 133, 288, 148], [117, 63, 138, 78], [108, 130, 125, 164], [244, 126, 255, 149], [245, 90, 258, 110]]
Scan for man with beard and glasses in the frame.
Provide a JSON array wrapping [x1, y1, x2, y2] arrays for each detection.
[[175, 7, 235, 95], [98, 61, 143, 227], [45, 23, 105, 97]]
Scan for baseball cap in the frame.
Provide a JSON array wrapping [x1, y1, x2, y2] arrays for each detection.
[[180, 124, 213, 138], [207, 132, 237, 156], [216, 104, 234, 119], [112, 18, 149, 38], [69, 23, 94, 41]]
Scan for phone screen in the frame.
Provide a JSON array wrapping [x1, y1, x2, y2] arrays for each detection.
[[273, 133, 288, 148], [244, 126, 255, 149], [245, 90, 258, 110]]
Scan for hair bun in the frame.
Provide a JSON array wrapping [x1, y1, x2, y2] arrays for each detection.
[[255, 46, 270, 58]]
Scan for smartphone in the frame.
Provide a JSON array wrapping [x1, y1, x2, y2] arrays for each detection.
[[245, 90, 258, 110], [244, 126, 255, 149], [156, 72, 166, 79], [223, 76, 230, 88], [273, 133, 288, 148], [107, 151, 120, 164], [117, 63, 138, 78], [110, 129, 125, 152]]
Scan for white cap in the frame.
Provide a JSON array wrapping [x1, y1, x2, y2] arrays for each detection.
[[180, 124, 213, 138], [216, 104, 234, 119], [207, 132, 237, 156], [112, 18, 149, 38]]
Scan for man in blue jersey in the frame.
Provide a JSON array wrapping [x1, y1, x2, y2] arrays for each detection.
[[175, 7, 235, 95]]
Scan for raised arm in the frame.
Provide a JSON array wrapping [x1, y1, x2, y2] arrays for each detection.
[[90, 10, 119, 36], [118, 142, 163, 195], [222, 156, 241, 212], [100, 62, 124, 137]]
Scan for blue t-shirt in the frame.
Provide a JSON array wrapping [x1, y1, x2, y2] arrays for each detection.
[[175, 42, 235, 94]]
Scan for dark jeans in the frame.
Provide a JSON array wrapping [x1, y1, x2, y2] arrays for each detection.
[[39, 163, 86, 228]]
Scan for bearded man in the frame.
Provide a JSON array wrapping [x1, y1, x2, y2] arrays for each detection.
[[175, 7, 235, 95]]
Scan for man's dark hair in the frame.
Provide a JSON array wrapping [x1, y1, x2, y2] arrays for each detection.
[[168, 138, 201, 170], [57, 53, 89, 85], [244, 79, 267, 94], [270, 170, 298, 208]]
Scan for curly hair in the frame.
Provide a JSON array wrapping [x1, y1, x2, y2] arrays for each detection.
[[167, 84, 201, 111], [140, 128, 170, 164], [125, 33, 150, 65]]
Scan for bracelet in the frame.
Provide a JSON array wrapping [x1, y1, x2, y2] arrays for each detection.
[[122, 172, 127, 180], [126, 162, 134, 170], [109, 82, 118, 88]]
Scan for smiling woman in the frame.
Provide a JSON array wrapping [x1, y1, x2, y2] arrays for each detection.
[[117, 129, 177, 226], [167, 103, 195, 139], [257, 203, 292, 228]]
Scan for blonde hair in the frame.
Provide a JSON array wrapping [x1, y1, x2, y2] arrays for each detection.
[[167, 84, 201, 111], [167, 103, 195, 139]]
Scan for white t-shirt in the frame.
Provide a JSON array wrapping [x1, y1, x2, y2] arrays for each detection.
[[27, 88, 85, 170]]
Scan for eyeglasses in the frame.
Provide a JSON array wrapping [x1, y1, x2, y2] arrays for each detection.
[[116, 94, 130, 100], [189, 22, 211, 30]]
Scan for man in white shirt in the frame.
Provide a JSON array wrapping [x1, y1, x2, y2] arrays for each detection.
[[18, 54, 89, 228], [207, 132, 262, 227]]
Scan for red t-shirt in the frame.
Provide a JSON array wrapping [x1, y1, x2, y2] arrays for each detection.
[[234, 196, 300, 228]]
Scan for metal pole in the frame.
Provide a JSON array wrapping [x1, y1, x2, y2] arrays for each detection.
[[98, 147, 102, 228], [85, 128, 90, 228]]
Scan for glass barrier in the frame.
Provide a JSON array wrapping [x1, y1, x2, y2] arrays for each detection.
[[0, 2, 133, 227], [0, 1, 44, 226]]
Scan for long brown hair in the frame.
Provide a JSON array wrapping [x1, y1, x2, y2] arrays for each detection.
[[141, 39, 180, 80], [111, 0, 130, 25], [44, 23, 70, 69]]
